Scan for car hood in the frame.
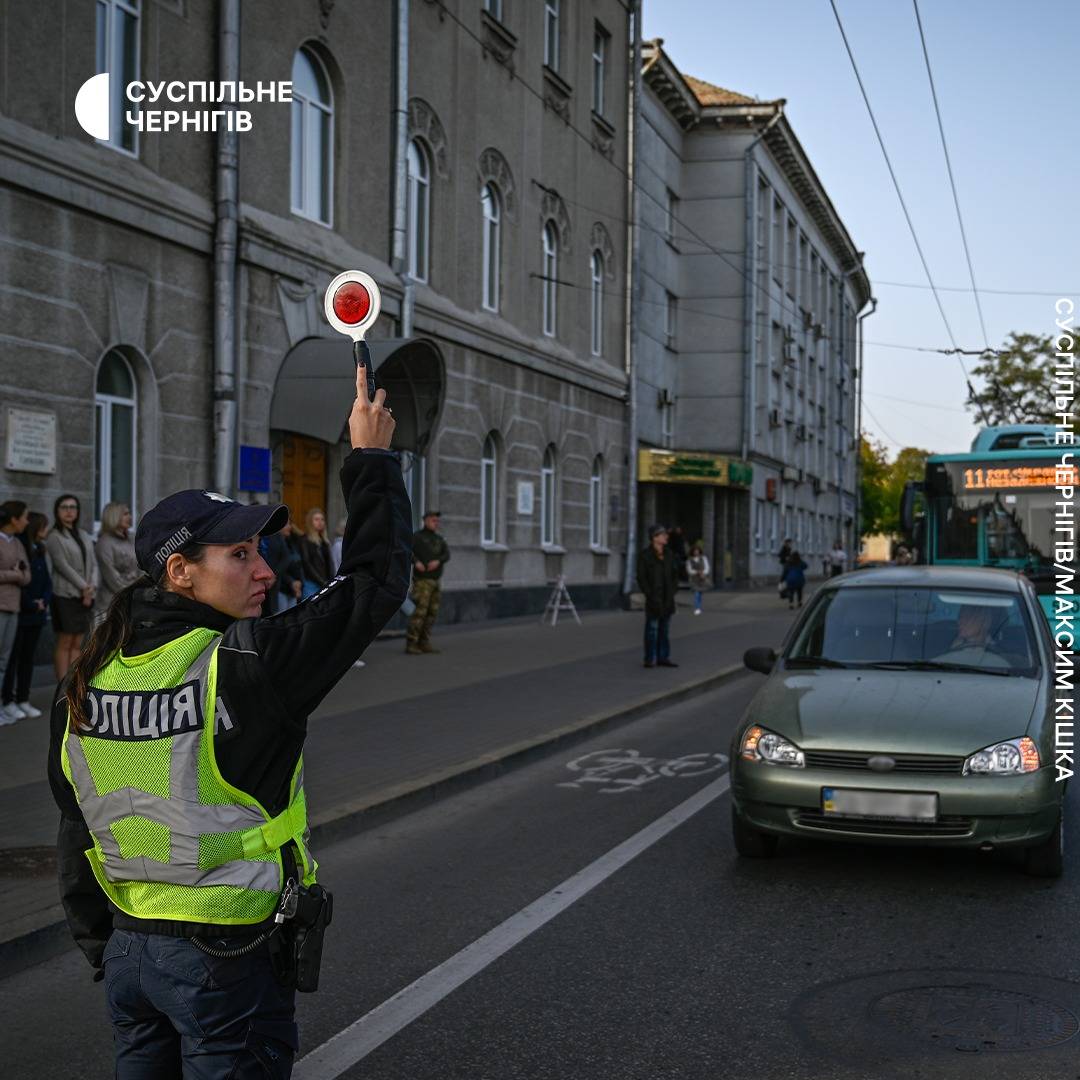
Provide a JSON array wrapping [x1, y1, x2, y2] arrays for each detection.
[[747, 669, 1041, 756]]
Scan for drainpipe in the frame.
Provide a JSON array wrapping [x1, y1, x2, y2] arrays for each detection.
[[740, 106, 783, 465], [212, 0, 241, 496], [621, 0, 642, 600], [855, 293, 877, 542], [392, 0, 412, 336]]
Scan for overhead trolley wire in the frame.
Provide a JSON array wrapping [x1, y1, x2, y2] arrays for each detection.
[[827, 0, 993, 423], [912, 0, 990, 351]]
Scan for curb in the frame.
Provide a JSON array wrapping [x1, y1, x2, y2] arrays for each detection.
[[0, 663, 747, 977]]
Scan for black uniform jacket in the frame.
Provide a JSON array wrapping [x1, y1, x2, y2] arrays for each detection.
[[635, 544, 678, 618], [47, 448, 412, 972]]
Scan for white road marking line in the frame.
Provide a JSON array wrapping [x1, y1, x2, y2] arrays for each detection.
[[293, 773, 731, 1079]]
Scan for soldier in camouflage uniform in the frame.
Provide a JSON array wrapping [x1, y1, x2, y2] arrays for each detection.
[[407, 510, 450, 654]]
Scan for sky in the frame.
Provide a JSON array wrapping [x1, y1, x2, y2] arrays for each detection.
[[643, 0, 1077, 457]]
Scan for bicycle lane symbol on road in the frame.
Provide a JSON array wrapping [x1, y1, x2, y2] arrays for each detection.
[[558, 748, 729, 794]]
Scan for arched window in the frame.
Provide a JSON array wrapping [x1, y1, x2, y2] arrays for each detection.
[[481, 433, 498, 544], [290, 47, 333, 224], [481, 183, 501, 312], [542, 221, 558, 337], [541, 445, 557, 547], [589, 455, 604, 549], [407, 139, 431, 282], [95, 350, 137, 521], [590, 250, 604, 356]]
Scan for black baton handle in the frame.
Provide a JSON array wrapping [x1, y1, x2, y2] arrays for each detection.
[[353, 339, 377, 402]]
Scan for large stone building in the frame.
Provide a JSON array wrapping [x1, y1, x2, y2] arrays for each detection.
[[637, 41, 871, 583], [0, 0, 633, 620]]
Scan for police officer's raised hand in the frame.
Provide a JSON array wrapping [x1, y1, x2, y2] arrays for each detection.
[[349, 365, 395, 451]]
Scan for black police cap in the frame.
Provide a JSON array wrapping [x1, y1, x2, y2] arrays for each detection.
[[135, 490, 289, 576]]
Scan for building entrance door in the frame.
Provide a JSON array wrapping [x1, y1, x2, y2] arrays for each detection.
[[281, 434, 327, 526]]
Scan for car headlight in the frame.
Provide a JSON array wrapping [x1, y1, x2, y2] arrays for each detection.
[[741, 724, 805, 768], [963, 736, 1040, 776]]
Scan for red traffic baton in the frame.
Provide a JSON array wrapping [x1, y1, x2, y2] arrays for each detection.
[[324, 270, 382, 401]]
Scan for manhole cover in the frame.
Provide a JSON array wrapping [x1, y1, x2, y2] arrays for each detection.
[[871, 983, 1080, 1052], [0, 846, 57, 877], [790, 969, 1080, 1065]]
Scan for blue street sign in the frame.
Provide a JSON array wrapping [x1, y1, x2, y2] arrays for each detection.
[[238, 445, 272, 493]]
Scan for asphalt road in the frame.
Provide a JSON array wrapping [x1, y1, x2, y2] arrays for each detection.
[[4, 672, 1079, 1079]]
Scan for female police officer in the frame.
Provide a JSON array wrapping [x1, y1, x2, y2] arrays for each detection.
[[47, 366, 409, 1078]]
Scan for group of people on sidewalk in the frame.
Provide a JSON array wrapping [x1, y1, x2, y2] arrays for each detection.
[[0, 495, 148, 725], [774, 536, 848, 610]]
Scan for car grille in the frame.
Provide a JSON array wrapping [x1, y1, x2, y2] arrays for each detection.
[[794, 810, 974, 837], [803, 750, 964, 775]]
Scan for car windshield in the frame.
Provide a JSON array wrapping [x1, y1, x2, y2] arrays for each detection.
[[787, 587, 1039, 676]]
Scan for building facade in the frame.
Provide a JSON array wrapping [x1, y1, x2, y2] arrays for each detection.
[[638, 42, 870, 583], [0, 0, 633, 621]]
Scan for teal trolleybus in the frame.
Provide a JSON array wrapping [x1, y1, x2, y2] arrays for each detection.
[[902, 425, 1076, 624]]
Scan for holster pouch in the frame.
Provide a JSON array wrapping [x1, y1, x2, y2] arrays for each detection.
[[268, 883, 334, 993], [294, 884, 333, 992]]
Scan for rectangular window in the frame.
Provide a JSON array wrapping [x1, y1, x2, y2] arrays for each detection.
[[483, 0, 503, 19], [544, 0, 560, 70], [756, 178, 769, 289], [665, 292, 677, 349], [661, 396, 674, 444], [592, 25, 609, 116], [481, 454, 497, 544], [541, 461, 555, 546], [769, 503, 779, 548], [589, 472, 604, 548], [771, 197, 783, 285], [798, 234, 809, 309], [542, 231, 557, 337], [785, 216, 796, 299], [754, 499, 765, 552], [665, 188, 678, 244], [96, 0, 140, 155]]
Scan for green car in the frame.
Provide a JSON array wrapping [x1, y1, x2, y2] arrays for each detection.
[[732, 567, 1065, 877]]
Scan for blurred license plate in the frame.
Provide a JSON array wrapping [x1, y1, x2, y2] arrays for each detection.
[[821, 788, 937, 821]]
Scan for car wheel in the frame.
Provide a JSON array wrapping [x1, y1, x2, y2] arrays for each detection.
[[732, 805, 779, 858], [1024, 812, 1064, 879]]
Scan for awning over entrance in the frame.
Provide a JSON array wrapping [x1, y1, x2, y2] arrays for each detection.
[[269, 336, 446, 453]]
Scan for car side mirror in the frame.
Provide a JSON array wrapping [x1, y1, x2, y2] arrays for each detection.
[[743, 646, 777, 675]]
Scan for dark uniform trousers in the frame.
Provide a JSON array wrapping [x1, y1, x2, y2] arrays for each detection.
[[406, 578, 441, 646], [103, 929, 297, 1079]]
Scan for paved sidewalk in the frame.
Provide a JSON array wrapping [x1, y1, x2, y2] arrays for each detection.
[[0, 587, 798, 972]]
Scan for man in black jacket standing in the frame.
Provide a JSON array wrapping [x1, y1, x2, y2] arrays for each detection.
[[636, 524, 679, 669]]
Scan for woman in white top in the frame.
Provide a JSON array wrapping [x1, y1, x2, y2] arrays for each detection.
[[44, 493, 99, 678], [687, 543, 711, 615]]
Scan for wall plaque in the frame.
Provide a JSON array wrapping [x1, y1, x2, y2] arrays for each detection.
[[5, 407, 57, 475]]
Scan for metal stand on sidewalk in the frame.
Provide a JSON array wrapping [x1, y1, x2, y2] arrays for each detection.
[[542, 574, 581, 626]]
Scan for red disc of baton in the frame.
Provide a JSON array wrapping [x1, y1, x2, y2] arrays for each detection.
[[332, 282, 371, 326]]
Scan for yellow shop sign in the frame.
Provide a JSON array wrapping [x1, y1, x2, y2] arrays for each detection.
[[638, 450, 752, 487]]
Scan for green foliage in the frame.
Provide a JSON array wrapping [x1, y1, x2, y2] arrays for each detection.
[[967, 332, 1076, 425], [859, 438, 932, 538]]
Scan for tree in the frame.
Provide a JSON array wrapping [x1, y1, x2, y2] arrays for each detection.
[[859, 439, 932, 538], [967, 332, 1076, 426], [859, 437, 891, 537]]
